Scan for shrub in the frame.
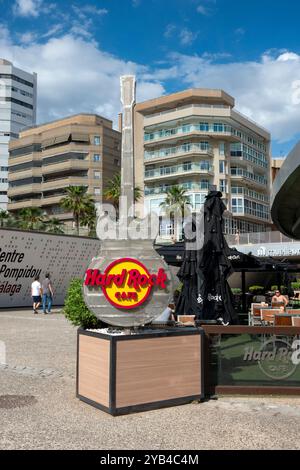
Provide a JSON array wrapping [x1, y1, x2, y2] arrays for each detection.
[[248, 285, 264, 294], [231, 288, 242, 295], [63, 279, 100, 329], [291, 282, 300, 290]]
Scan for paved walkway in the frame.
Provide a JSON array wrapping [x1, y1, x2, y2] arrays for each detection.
[[0, 309, 300, 450]]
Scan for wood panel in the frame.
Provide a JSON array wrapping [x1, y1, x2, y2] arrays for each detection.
[[116, 336, 201, 408], [78, 335, 110, 407]]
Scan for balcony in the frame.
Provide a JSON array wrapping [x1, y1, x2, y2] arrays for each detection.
[[42, 159, 89, 175], [230, 153, 268, 169], [144, 123, 240, 145], [145, 182, 211, 196], [230, 169, 268, 187], [7, 183, 41, 197], [8, 198, 41, 211], [42, 176, 89, 192], [231, 186, 269, 203], [145, 162, 214, 181], [8, 168, 41, 181], [144, 142, 213, 162]]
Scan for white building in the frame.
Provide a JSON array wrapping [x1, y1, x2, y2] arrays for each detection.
[[134, 89, 271, 240], [0, 59, 37, 209]]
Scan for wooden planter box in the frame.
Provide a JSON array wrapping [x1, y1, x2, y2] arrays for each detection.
[[77, 327, 204, 416]]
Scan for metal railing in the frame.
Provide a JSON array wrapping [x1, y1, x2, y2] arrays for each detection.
[[226, 231, 296, 246]]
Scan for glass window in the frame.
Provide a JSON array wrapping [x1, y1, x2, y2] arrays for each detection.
[[93, 154, 101, 162], [94, 136, 101, 145], [94, 187, 101, 195], [219, 161, 225, 174], [220, 179, 227, 193], [219, 142, 225, 156], [94, 171, 101, 179], [199, 122, 209, 131]]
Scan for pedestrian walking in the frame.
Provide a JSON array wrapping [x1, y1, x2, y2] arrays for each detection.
[[42, 273, 54, 314], [31, 276, 42, 314]]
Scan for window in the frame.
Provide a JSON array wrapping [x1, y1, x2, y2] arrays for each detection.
[[219, 142, 225, 156], [94, 187, 101, 195], [94, 171, 101, 179], [214, 123, 224, 132], [231, 197, 244, 214], [0, 166, 8, 172], [94, 136, 101, 145], [220, 179, 228, 193], [219, 161, 225, 174], [199, 122, 209, 131], [93, 154, 101, 162]]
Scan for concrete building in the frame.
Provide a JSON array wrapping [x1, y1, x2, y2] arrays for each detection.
[[0, 59, 37, 209], [134, 89, 271, 238], [7, 114, 121, 226], [272, 157, 285, 182]]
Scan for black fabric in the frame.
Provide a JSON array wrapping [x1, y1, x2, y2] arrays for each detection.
[[176, 191, 238, 324]]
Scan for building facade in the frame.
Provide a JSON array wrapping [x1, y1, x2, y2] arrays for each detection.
[[0, 59, 37, 209], [7, 114, 121, 226], [271, 158, 284, 182], [134, 89, 271, 238]]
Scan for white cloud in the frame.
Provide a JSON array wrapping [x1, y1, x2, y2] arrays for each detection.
[[196, 0, 216, 16], [0, 32, 164, 126], [156, 51, 300, 143], [13, 0, 43, 17], [196, 5, 209, 15], [164, 24, 176, 39], [179, 28, 198, 46]]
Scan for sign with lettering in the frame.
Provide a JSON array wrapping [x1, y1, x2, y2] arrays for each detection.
[[84, 258, 167, 310]]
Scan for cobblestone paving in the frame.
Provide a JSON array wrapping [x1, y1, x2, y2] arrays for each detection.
[[1, 309, 300, 450]]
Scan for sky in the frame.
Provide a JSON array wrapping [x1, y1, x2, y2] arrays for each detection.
[[1, 0, 300, 156]]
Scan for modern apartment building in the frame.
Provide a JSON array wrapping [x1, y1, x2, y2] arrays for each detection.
[[8, 114, 121, 226], [0, 59, 37, 209], [134, 89, 271, 238]]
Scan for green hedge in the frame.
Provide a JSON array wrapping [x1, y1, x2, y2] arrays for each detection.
[[291, 282, 300, 290], [231, 288, 242, 295], [248, 285, 264, 294], [63, 279, 100, 329]]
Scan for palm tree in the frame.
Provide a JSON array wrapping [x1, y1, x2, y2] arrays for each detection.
[[16, 207, 46, 231], [45, 218, 64, 234], [160, 186, 191, 241], [103, 172, 142, 216], [60, 186, 94, 235], [0, 210, 9, 228], [80, 205, 97, 237]]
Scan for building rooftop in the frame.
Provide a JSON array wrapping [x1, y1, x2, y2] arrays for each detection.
[[19, 113, 115, 137], [135, 88, 235, 114]]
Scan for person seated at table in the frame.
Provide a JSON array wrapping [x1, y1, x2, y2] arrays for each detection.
[[272, 289, 288, 307]]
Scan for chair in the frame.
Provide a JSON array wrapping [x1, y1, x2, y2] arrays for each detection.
[[249, 303, 268, 326], [286, 309, 300, 315], [271, 301, 285, 309], [274, 315, 292, 326], [261, 309, 279, 326], [292, 317, 300, 327]]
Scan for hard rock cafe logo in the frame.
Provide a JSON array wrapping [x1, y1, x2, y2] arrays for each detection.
[[84, 258, 167, 310], [244, 338, 300, 380]]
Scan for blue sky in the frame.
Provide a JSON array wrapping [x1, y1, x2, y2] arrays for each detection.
[[1, 0, 300, 156]]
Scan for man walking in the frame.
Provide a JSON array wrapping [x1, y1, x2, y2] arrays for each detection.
[[31, 276, 42, 314], [42, 273, 54, 314]]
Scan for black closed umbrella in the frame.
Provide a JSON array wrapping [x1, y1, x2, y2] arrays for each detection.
[[176, 191, 238, 324]]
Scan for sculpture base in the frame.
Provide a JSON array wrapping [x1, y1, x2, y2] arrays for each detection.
[[77, 327, 204, 416]]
